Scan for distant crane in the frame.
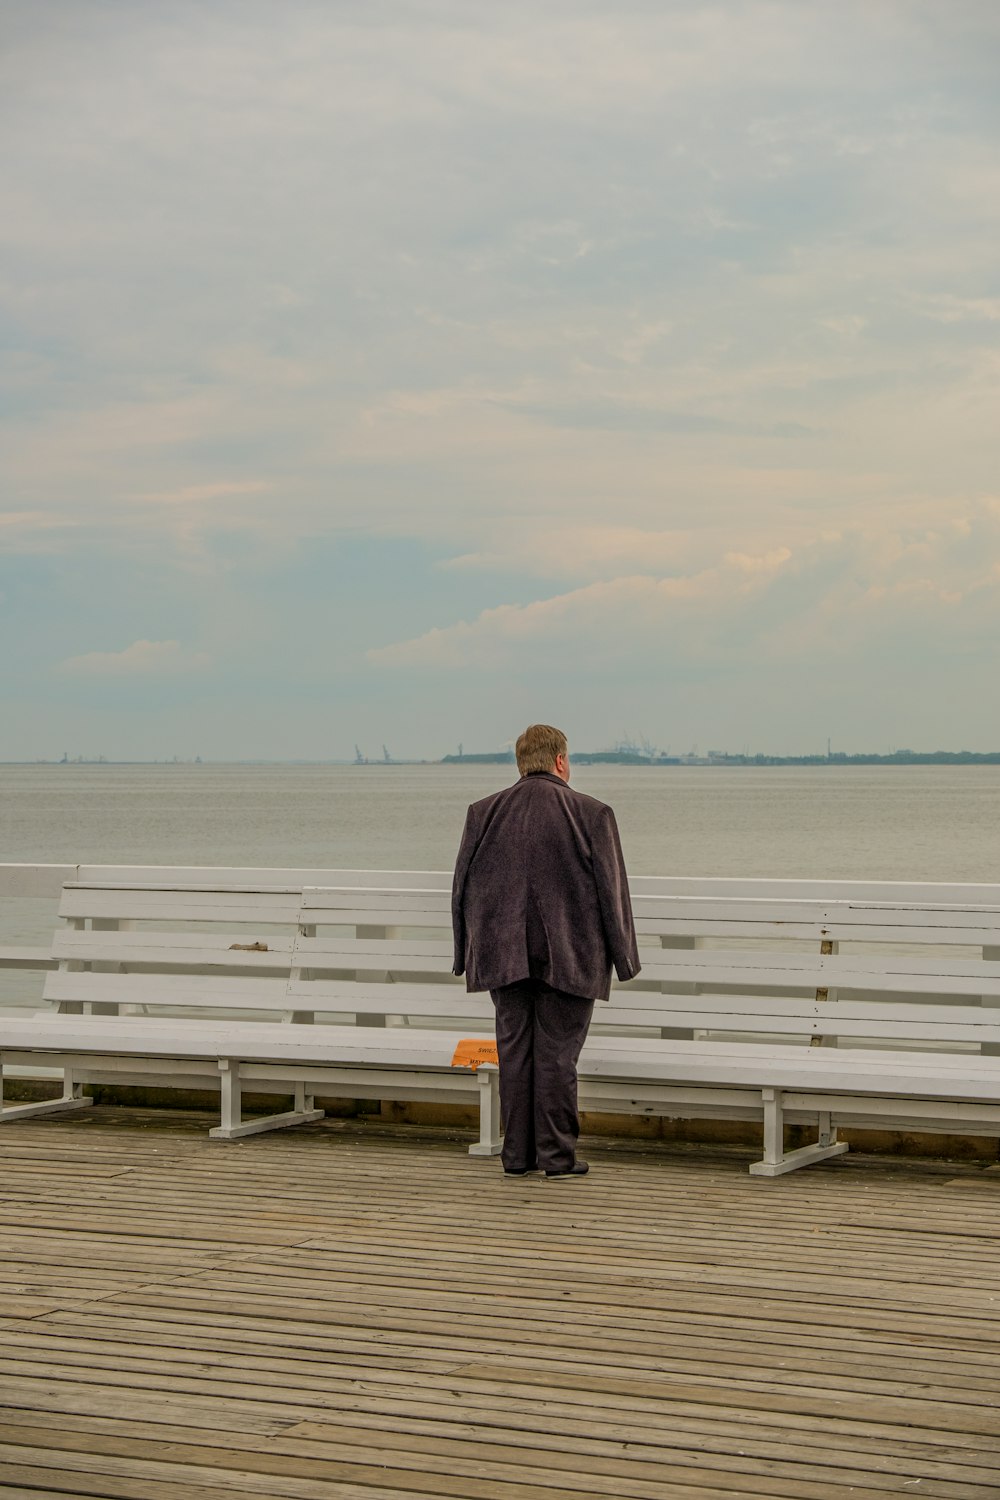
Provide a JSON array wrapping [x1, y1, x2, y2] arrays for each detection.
[[615, 731, 657, 759], [354, 744, 367, 765], [382, 745, 391, 763]]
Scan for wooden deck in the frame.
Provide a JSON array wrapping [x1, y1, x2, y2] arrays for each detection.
[[2, 1116, 1000, 1500]]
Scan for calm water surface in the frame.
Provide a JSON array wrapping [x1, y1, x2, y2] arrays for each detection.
[[2, 761, 999, 880]]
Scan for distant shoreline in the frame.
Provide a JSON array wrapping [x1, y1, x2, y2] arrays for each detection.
[[441, 752, 1000, 766], [6, 752, 1000, 768]]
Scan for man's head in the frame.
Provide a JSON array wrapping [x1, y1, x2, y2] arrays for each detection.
[[515, 724, 570, 782]]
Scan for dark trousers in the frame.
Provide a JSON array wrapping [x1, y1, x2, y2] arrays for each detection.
[[491, 978, 595, 1173]]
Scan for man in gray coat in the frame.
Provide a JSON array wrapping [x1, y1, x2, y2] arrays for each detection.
[[452, 724, 640, 1178]]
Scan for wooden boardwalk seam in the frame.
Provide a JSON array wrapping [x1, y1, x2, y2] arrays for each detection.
[[2, 1111, 1000, 1498]]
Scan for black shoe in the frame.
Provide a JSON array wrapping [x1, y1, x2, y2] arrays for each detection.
[[503, 1165, 540, 1176], [545, 1161, 589, 1178]]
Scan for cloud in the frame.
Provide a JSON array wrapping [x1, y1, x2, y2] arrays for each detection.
[[370, 546, 797, 670], [0, 510, 74, 532], [370, 514, 1000, 673], [0, 509, 80, 555], [913, 294, 1000, 324], [495, 398, 816, 437], [2, 3, 1000, 757], [3, 1, 997, 561], [58, 640, 210, 677], [440, 526, 694, 579], [133, 480, 269, 506]]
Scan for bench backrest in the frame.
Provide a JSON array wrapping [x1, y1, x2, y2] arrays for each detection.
[[297, 885, 1000, 1048], [45, 884, 305, 1018], [42, 879, 1000, 1052]]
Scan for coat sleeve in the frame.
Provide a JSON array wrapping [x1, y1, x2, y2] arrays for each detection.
[[592, 806, 641, 983], [451, 803, 480, 976]]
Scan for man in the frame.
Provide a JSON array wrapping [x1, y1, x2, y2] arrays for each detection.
[[451, 724, 640, 1178]]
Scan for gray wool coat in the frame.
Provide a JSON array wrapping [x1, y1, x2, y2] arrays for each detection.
[[451, 770, 641, 1002]]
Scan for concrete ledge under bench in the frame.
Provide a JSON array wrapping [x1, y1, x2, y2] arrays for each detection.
[[5, 873, 1000, 1174]]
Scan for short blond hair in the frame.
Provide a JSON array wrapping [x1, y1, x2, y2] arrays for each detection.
[[515, 723, 568, 776]]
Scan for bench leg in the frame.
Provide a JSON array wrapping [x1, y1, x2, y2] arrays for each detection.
[[0, 1058, 94, 1124], [209, 1060, 324, 1141], [469, 1064, 502, 1157], [749, 1088, 849, 1177]]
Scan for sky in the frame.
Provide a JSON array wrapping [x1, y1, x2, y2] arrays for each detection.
[[2, 0, 999, 761]]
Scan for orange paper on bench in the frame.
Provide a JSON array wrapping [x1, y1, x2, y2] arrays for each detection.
[[451, 1039, 499, 1070]]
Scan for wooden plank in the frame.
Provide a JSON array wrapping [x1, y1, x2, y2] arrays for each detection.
[[51, 933, 296, 967], [7, 1374, 1000, 1478], [0, 1457, 289, 1500], [59, 887, 304, 921], [73, 866, 449, 891], [285, 979, 486, 1008], [0, 1398, 989, 1494], [21, 867, 1000, 912], [0, 1423, 984, 1500], [7, 1310, 1000, 1405], [15, 1013, 1000, 1102], [5, 1116, 1000, 1499], [0, 1375, 298, 1434], [0, 1297, 70, 1319], [79, 1277, 1000, 1360], [46, 1218, 1000, 1295], [45, 973, 480, 1014], [7, 1421, 996, 1500], [10, 1376, 1000, 1484], [42, 974, 294, 1010], [0, 945, 54, 969], [0, 1423, 995, 1500], [3, 1366, 993, 1479]]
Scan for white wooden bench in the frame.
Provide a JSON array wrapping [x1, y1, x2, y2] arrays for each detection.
[[5, 877, 1000, 1174], [290, 884, 1000, 1174], [0, 881, 499, 1150]]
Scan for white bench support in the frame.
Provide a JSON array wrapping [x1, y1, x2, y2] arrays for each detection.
[[209, 1059, 325, 1141], [0, 1057, 93, 1123], [749, 1087, 850, 1177], [468, 1063, 502, 1157]]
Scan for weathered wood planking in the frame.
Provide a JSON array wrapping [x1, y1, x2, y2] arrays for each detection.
[[3, 1113, 1000, 1497]]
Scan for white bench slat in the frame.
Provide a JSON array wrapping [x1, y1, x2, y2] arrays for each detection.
[[642, 899, 1000, 929], [606, 990, 1000, 1028], [44, 972, 494, 1017], [633, 956, 1000, 996], [51, 933, 296, 969], [644, 913, 1000, 949], [43, 968, 1000, 1039], [53, 934, 1000, 984], [44, 972, 292, 1008], [290, 935, 1000, 998], [600, 1009, 1000, 1043], [286, 980, 492, 1014], [579, 1042, 1000, 1101], [58, 886, 304, 924], [299, 905, 1000, 945], [67, 866, 1000, 901], [8, 1016, 1000, 1102], [0, 945, 54, 969], [303, 883, 1000, 916], [1, 1017, 481, 1069]]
